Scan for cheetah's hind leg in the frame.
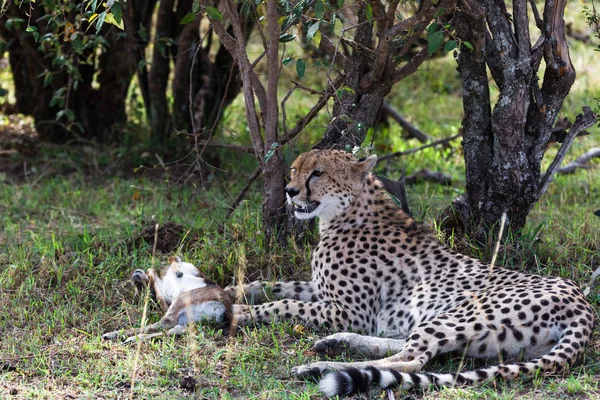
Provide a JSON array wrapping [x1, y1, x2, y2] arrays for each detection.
[[313, 332, 406, 359]]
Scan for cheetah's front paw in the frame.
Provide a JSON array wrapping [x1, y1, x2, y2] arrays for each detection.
[[313, 336, 348, 357], [233, 304, 252, 325]]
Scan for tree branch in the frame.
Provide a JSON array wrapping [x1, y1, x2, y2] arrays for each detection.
[[212, 0, 265, 160], [197, 141, 255, 154], [557, 147, 600, 175], [381, 101, 431, 143], [264, 0, 281, 149], [281, 74, 346, 142], [377, 133, 461, 162], [225, 165, 262, 219], [538, 107, 597, 199]]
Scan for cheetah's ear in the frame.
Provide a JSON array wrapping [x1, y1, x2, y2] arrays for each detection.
[[357, 154, 377, 177]]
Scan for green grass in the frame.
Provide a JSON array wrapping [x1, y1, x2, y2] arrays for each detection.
[[1, 133, 598, 399], [1, 7, 600, 399]]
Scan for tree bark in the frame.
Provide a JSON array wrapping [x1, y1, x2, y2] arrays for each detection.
[[450, 0, 597, 240], [314, 0, 456, 150]]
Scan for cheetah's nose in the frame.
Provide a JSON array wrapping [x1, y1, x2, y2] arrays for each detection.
[[285, 187, 300, 198]]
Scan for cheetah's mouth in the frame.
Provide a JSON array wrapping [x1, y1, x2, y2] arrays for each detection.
[[293, 201, 320, 214]]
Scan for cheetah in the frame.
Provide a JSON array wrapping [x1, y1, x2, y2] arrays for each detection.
[[232, 149, 595, 397]]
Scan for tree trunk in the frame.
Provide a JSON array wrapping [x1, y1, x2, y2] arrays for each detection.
[[148, 0, 176, 147], [0, 1, 151, 143], [172, 21, 242, 138], [314, 10, 388, 150], [450, 0, 594, 240], [314, 0, 456, 150]]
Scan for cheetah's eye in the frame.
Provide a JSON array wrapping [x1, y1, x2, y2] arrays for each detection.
[[311, 170, 324, 178]]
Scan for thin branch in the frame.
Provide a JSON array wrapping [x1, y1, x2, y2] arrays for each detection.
[[528, 0, 546, 34], [389, 47, 430, 85], [202, 75, 346, 157], [199, 62, 237, 159], [404, 169, 453, 185], [281, 74, 346, 141], [290, 81, 326, 95], [317, 27, 349, 68], [557, 147, 600, 174], [281, 82, 300, 136], [225, 166, 262, 219], [538, 107, 597, 199], [340, 36, 376, 58], [196, 141, 255, 154], [264, 0, 281, 149], [377, 133, 461, 163], [219, 0, 265, 160], [382, 101, 431, 143]]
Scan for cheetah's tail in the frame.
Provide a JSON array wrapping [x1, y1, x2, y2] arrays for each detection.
[[318, 328, 591, 397]]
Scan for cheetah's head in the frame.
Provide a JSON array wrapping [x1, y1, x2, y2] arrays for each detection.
[[285, 149, 377, 221]]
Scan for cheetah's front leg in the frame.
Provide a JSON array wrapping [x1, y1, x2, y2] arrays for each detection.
[[226, 280, 321, 304], [235, 299, 350, 331], [313, 333, 406, 358]]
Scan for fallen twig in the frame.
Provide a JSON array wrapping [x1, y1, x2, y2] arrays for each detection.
[[377, 133, 461, 163], [381, 101, 431, 143], [557, 147, 600, 174]]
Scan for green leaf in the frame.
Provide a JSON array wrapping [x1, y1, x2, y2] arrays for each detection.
[[138, 26, 148, 42], [279, 33, 295, 42], [71, 36, 83, 53], [306, 21, 319, 42], [111, 2, 122, 25], [296, 58, 305, 78], [444, 40, 457, 53], [49, 95, 64, 108], [282, 57, 293, 66], [337, 0, 344, 10], [0, 88, 7, 97], [427, 30, 444, 56], [180, 13, 196, 25], [25, 25, 39, 42], [314, 0, 324, 21], [56, 109, 74, 122], [434, 7, 445, 17], [105, 13, 124, 30], [365, 4, 373, 24], [43, 72, 53, 87], [95, 11, 106, 35], [463, 41, 473, 50], [206, 6, 223, 21], [426, 23, 439, 35], [264, 142, 279, 163], [5, 18, 25, 31], [192, 0, 201, 14]]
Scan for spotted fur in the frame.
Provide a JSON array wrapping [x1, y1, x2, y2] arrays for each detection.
[[232, 149, 595, 397]]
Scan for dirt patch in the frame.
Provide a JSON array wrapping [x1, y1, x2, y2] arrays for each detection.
[[137, 220, 197, 254]]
